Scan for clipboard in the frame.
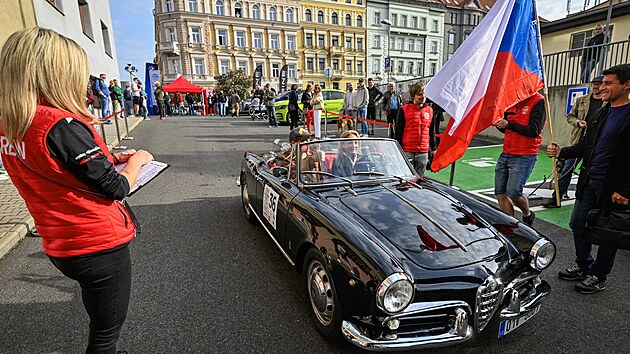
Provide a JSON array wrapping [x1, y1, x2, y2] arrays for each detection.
[[115, 161, 170, 196]]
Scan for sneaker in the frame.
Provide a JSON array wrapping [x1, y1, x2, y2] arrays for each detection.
[[269, 125, 273, 128], [103, 120, 113, 125], [522, 211, 535, 226], [144, 117, 151, 121], [575, 275, 606, 294], [558, 265, 589, 280], [542, 198, 561, 208]]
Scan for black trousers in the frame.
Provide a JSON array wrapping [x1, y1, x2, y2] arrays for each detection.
[[387, 109, 399, 138], [49, 242, 132, 354], [289, 110, 299, 129]]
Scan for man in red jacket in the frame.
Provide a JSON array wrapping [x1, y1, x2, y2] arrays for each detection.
[[493, 93, 546, 226], [395, 82, 434, 176]]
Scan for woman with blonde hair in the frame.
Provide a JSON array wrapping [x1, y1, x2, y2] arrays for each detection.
[[332, 130, 364, 176], [311, 84, 325, 138], [0, 27, 153, 353]]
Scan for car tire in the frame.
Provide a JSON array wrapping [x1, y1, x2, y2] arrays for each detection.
[[303, 248, 343, 343], [240, 174, 257, 224]]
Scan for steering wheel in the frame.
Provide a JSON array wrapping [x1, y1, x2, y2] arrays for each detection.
[[355, 152, 384, 173]]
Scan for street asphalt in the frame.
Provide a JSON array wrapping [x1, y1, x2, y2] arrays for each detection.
[[0, 115, 628, 353]]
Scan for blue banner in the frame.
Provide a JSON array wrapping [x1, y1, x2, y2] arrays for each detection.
[[145, 63, 161, 115]]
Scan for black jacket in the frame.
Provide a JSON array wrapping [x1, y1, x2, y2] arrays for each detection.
[[559, 103, 630, 206]]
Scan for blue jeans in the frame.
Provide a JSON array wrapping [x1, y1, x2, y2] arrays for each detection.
[[49, 242, 132, 353], [551, 157, 578, 200], [494, 153, 537, 197], [406, 152, 429, 176], [580, 58, 597, 83], [100, 96, 110, 120], [569, 179, 618, 281], [358, 106, 368, 135], [267, 105, 277, 126]]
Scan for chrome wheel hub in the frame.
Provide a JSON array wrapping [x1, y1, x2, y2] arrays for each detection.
[[307, 260, 334, 326], [242, 181, 251, 215]]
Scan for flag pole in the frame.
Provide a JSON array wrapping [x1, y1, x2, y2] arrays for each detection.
[[533, 0, 561, 207]]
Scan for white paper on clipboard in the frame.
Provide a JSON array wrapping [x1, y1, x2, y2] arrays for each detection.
[[115, 160, 169, 195]]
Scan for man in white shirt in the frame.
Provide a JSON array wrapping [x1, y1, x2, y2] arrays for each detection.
[[343, 84, 357, 129], [131, 78, 141, 116]]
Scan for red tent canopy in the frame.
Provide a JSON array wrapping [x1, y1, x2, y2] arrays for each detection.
[[162, 76, 203, 94]]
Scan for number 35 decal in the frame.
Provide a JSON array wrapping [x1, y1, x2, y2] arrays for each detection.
[[263, 185, 280, 230]]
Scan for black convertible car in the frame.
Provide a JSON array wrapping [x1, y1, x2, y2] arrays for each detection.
[[238, 138, 555, 351]]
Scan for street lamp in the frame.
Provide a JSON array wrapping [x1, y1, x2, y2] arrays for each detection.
[[122, 63, 138, 140], [380, 19, 392, 84]]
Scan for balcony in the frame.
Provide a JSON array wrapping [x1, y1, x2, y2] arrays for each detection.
[[331, 46, 344, 57], [159, 41, 180, 56]]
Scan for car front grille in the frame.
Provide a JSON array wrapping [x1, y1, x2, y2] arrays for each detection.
[[396, 311, 452, 337], [475, 276, 503, 331]]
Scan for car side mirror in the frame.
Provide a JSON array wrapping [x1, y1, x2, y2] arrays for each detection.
[[273, 167, 288, 178]]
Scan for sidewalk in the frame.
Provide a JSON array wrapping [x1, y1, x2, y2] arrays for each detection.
[[0, 115, 145, 260]]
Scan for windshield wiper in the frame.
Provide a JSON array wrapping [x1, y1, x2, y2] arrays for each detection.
[[353, 171, 385, 176], [301, 171, 354, 184]]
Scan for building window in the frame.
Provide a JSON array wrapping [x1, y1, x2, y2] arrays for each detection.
[[450, 12, 457, 24], [272, 63, 280, 77], [373, 35, 380, 48], [305, 9, 312, 21], [417, 61, 424, 75], [306, 33, 313, 46], [188, 0, 198, 12], [270, 34, 279, 49], [346, 60, 352, 71], [192, 27, 202, 43], [235, 3, 242, 17], [332, 59, 339, 70], [332, 36, 339, 46], [345, 14, 351, 26], [252, 5, 260, 19], [78, 0, 93, 40], [407, 62, 414, 74], [357, 38, 363, 50], [288, 64, 296, 78], [332, 12, 338, 25], [194, 58, 205, 75], [397, 38, 403, 50], [345, 0, 351, 3], [219, 60, 228, 75], [430, 62, 437, 75], [420, 17, 426, 30], [397, 60, 403, 73], [318, 58, 325, 70], [255, 62, 264, 76], [100, 22, 112, 56], [407, 39, 414, 51], [357, 61, 363, 73], [165, 0, 173, 12], [238, 61, 247, 73], [171, 59, 180, 74], [411, 16, 417, 28], [287, 35, 296, 50], [391, 14, 397, 26], [389, 36, 395, 49], [401, 15, 407, 28], [166, 27, 176, 42], [432, 20, 439, 32], [215, 0, 224, 15], [236, 31, 245, 47], [357, 0, 362, 4], [448, 32, 456, 45], [306, 58, 313, 70], [466, 14, 471, 25], [373, 58, 380, 73], [286, 9, 294, 22], [318, 34, 325, 47], [317, 11, 324, 23], [357, 15, 363, 27], [374, 12, 380, 25], [416, 38, 424, 52], [431, 40, 438, 53], [253, 33, 262, 48], [333, 82, 339, 90], [268, 6, 276, 21], [345, 37, 352, 49]]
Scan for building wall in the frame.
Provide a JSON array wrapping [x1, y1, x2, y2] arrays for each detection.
[[0, 0, 37, 47], [34, 0, 120, 79], [442, 5, 487, 64], [155, 0, 301, 90], [299, 0, 367, 89]]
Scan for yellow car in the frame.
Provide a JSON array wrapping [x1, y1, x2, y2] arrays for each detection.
[[274, 89, 345, 124]]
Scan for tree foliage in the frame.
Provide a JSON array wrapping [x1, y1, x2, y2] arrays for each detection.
[[215, 69, 253, 99]]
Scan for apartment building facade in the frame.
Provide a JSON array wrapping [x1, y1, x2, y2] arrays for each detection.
[[440, 0, 495, 64], [367, 0, 446, 84], [155, 0, 301, 89], [299, 0, 367, 89]]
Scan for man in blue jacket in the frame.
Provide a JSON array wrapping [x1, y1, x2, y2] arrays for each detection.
[[93, 73, 112, 124]]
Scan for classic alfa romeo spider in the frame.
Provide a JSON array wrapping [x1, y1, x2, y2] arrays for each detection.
[[238, 138, 555, 351]]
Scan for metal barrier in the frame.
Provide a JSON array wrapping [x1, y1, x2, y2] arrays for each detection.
[[543, 39, 630, 87]]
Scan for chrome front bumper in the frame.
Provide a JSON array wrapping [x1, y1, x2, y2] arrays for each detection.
[[499, 276, 551, 321], [341, 301, 474, 351]]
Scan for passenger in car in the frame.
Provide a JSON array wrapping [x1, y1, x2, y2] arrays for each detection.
[[331, 130, 374, 177]]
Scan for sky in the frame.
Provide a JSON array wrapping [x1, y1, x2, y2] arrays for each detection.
[[108, 0, 593, 81]]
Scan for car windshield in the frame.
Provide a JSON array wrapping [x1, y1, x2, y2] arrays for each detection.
[[298, 138, 415, 185]]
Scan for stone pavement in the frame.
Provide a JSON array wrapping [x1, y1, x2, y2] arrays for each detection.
[[0, 115, 146, 260]]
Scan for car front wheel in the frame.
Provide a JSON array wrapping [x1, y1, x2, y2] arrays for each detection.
[[241, 175, 257, 224], [303, 248, 343, 342]]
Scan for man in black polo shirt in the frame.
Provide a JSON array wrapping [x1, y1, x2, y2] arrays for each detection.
[[547, 64, 630, 294]]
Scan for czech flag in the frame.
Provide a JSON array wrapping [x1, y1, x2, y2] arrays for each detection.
[[425, 0, 544, 172]]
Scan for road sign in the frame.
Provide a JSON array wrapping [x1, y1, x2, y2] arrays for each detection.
[[324, 66, 334, 78], [384, 57, 391, 70], [566, 87, 588, 115]]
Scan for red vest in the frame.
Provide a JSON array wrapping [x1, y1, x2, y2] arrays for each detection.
[[0, 105, 135, 257], [401, 104, 433, 153], [502, 93, 545, 156]]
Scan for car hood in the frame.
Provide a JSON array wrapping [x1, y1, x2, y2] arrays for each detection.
[[335, 183, 505, 271]]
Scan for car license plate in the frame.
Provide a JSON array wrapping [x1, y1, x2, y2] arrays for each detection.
[[498, 304, 542, 338]]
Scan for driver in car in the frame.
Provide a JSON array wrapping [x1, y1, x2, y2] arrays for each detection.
[[331, 130, 375, 177]]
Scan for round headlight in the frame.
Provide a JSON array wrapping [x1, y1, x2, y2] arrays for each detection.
[[530, 239, 556, 270], [376, 273, 414, 314]]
